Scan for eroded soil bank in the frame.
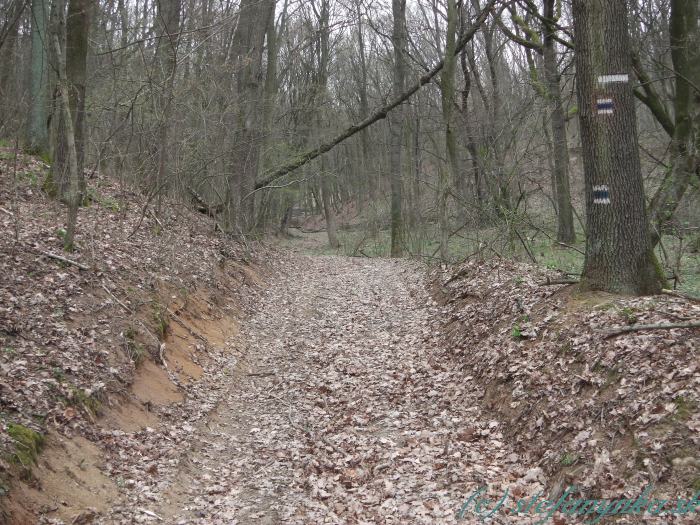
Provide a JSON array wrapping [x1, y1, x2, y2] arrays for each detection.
[[3, 244, 698, 524]]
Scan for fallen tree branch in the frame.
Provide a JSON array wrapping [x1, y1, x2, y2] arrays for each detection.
[[603, 322, 700, 339], [166, 307, 211, 347], [540, 277, 580, 285], [101, 282, 132, 313], [253, 0, 497, 190], [662, 289, 700, 304], [36, 249, 90, 271], [557, 242, 585, 255]]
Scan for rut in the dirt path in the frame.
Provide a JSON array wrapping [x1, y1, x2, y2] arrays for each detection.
[[112, 255, 525, 524]]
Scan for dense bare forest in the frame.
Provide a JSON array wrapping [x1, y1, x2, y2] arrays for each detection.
[[0, 0, 699, 523], [0, 0, 697, 293]]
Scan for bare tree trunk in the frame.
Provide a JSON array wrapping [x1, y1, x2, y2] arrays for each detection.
[[459, 48, 484, 220], [153, 0, 182, 212], [543, 0, 575, 243], [52, 34, 80, 251], [438, 0, 458, 260], [314, 0, 339, 248], [356, 4, 374, 204], [389, 0, 407, 257], [49, 0, 89, 200], [27, 0, 50, 156], [224, 0, 275, 233], [646, 0, 699, 247], [572, 0, 664, 295]]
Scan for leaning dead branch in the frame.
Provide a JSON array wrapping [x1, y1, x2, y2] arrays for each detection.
[[603, 322, 700, 339], [253, 0, 497, 190]]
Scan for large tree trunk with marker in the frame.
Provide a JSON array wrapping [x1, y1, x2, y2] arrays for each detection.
[[572, 0, 664, 295]]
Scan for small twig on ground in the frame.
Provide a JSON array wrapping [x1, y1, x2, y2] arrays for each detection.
[[148, 208, 164, 229], [166, 307, 211, 346], [540, 277, 580, 286], [35, 248, 90, 271], [137, 320, 162, 359], [514, 228, 537, 264], [138, 508, 163, 521], [101, 282, 132, 313], [0, 206, 14, 216], [662, 289, 700, 304], [159, 343, 168, 368], [603, 322, 700, 339], [556, 242, 585, 255]]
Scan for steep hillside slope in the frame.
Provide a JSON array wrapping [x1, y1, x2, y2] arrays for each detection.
[[433, 260, 699, 508], [0, 147, 267, 523]]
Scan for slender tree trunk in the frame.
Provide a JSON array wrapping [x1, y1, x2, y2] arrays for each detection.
[[438, 0, 458, 260], [66, 0, 90, 197], [260, 0, 285, 169], [52, 34, 80, 251], [647, 0, 699, 247], [153, 0, 181, 212], [49, 0, 89, 201], [27, 0, 50, 156], [572, 0, 664, 295], [356, 5, 373, 204], [543, 0, 575, 243], [459, 48, 484, 219], [0, 2, 20, 128], [389, 0, 407, 257], [314, 0, 339, 248]]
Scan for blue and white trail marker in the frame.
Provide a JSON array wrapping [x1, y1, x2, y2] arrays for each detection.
[[593, 185, 611, 204], [596, 97, 614, 114]]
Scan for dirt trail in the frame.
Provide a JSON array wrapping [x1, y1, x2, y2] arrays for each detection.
[[107, 254, 525, 524]]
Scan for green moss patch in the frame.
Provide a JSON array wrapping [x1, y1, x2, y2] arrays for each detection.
[[7, 423, 44, 469]]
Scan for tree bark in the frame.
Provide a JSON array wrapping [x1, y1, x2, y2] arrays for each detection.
[[356, 3, 374, 204], [572, 0, 664, 295], [438, 0, 459, 260], [314, 0, 339, 248], [459, 48, 484, 218], [646, 0, 699, 247], [543, 0, 575, 244], [27, 0, 50, 156], [49, 0, 90, 200], [224, 0, 276, 233], [52, 33, 80, 251], [389, 0, 407, 257], [153, 0, 182, 212]]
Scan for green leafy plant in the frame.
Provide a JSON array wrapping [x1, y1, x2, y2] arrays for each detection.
[[560, 452, 579, 466]]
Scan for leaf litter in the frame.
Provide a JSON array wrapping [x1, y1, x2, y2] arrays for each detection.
[[2, 148, 698, 524]]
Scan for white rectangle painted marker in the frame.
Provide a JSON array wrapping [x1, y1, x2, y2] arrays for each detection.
[[597, 74, 629, 84]]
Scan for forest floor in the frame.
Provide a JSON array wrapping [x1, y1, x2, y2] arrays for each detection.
[[95, 229, 696, 524], [102, 251, 532, 524], [1, 149, 698, 524]]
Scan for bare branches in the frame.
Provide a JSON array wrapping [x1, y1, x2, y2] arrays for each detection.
[[254, 0, 498, 190]]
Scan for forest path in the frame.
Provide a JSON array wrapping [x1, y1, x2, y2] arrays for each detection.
[[131, 254, 520, 524]]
